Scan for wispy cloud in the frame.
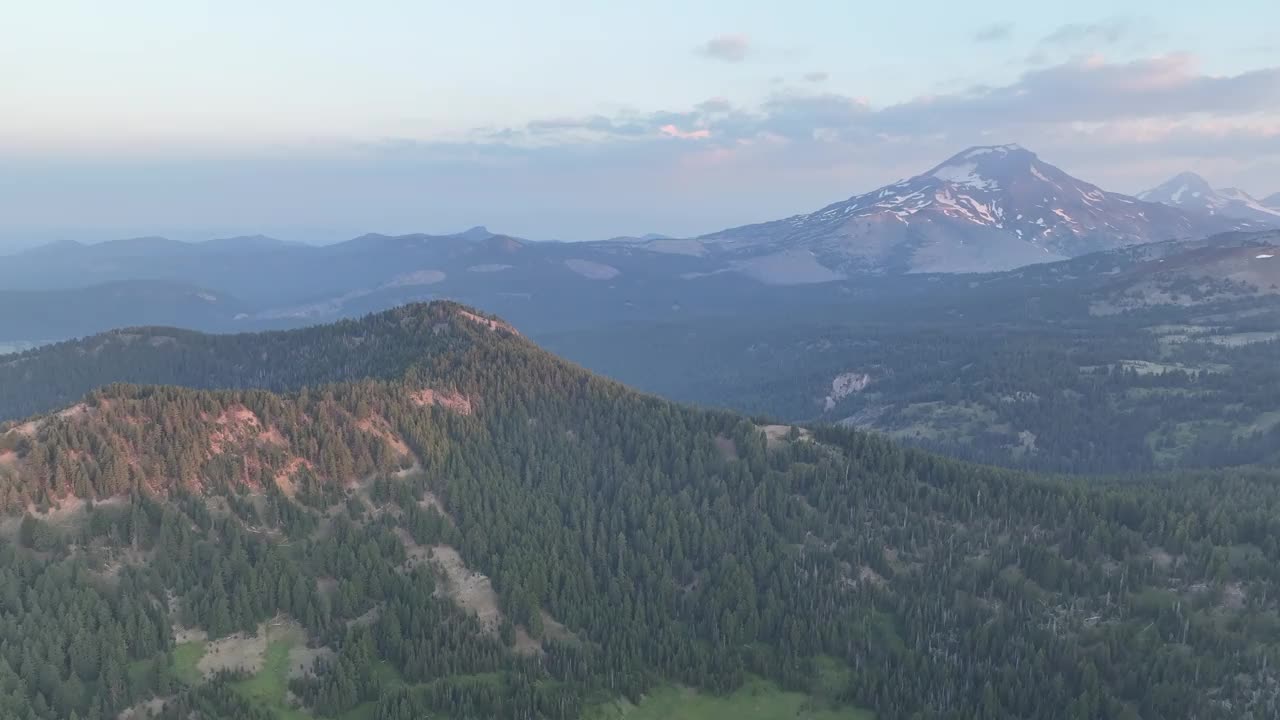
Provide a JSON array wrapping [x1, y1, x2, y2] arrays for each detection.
[[1028, 16, 1159, 64], [803, 71, 829, 83], [1041, 18, 1137, 48], [695, 34, 752, 63], [494, 55, 1280, 147], [973, 23, 1013, 43]]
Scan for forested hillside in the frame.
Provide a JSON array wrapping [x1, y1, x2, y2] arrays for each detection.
[[0, 307, 501, 423], [9, 235, 1280, 475], [1, 303, 1278, 719]]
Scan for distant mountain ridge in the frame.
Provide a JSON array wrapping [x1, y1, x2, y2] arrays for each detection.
[[679, 145, 1263, 277], [2, 146, 1272, 343], [18, 233, 300, 256], [1138, 172, 1280, 224]]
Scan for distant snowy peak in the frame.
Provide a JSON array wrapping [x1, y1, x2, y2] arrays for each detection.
[[694, 145, 1260, 275], [1139, 172, 1280, 224], [772, 144, 1191, 249], [1137, 172, 1215, 206], [1264, 193, 1280, 210]]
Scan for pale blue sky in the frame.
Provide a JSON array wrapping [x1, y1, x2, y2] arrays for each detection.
[[2, 1, 1278, 246]]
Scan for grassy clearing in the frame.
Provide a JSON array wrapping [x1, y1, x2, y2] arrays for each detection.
[[586, 676, 873, 720], [175, 626, 866, 720], [1236, 410, 1280, 438], [173, 640, 207, 685], [229, 625, 315, 720]]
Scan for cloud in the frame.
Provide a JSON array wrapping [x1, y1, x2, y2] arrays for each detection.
[[695, 34, 752, 63], [696, 97, 734, 113], [7, 55, 1280, 244], [500, 55, 1280, 150], [803, 71, 829, 83], [659, 124, 711, 140], [874, 55, 1280, 133], [1041, 18, 1136, 48], [973, 23, 1013, 43]]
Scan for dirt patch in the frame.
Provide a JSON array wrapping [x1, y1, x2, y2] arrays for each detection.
[[196, 617, 302, 679], [430, 544, 503, 633], [287, 643, 335, 680], [57, 403, 91, 421], [459, 309, 519, 334], [713, 436, 739, 461], [0, 495, 127, 538], [409, 388, 474, 415], [198, 630, 268, 677], [538, 610, 577, 644], [395, 528, 432, 571], [824, 372, 873, 411], [118, 697, 168, 719], [514, 628, 542, 656], [1220, 582, 1247, 611], [355, 415, 412, 458], [857, 566, 887, 588], [346, 606, 381, 629], [9, 420, 40, 438], [257, 426, 287, 446], [0, 450, 17, 467], [172, 625, 208, 645], [92, 546, 150, 583], [419, 490, 452, 520], [209, 405, 264, 456], [759, 424, 813, 450], [273, 457, 314, 497], [1149, 547, 1175, 570]]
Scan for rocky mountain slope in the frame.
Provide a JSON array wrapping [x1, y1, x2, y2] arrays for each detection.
[[1138, 172, 1280, 224]]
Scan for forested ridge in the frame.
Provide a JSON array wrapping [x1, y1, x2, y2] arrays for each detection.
[[542, 293, 1280, 473], [1, 303, 1278, 719], [0, 305, 486, 423]]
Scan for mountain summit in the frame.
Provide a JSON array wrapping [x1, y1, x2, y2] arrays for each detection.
[[1138, 172, 1280, 224], [687, 145, 1260, 277]]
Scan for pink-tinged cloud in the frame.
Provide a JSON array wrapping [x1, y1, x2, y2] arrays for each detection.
[[660, 124, 711, 140]]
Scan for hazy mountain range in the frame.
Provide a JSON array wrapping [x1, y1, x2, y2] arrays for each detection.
[[4, 144, 1274, 346]]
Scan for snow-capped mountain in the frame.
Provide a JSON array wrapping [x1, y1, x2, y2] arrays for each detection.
[[683, 145, 1259, 277], [1138, 172, 1280, 225], [1263, 192, 1280, 210]]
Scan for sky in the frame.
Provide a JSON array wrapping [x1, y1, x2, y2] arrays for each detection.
[[2, 0, 1279, 248]]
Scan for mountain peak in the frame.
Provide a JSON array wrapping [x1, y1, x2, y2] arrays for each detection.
[[697, 145, 1256, 275], [945, 143, 1031, 161], [923, 144, 1049, 192], [1139, 172, 1280, 224], [1264, 192, 1280, 210], [455, 225, 494, 241], [1138, 172, 1215, 204]]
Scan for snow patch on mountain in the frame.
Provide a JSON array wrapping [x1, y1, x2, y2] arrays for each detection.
[[932, 162, 1000, 191], [564, 259, 620, 280]]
